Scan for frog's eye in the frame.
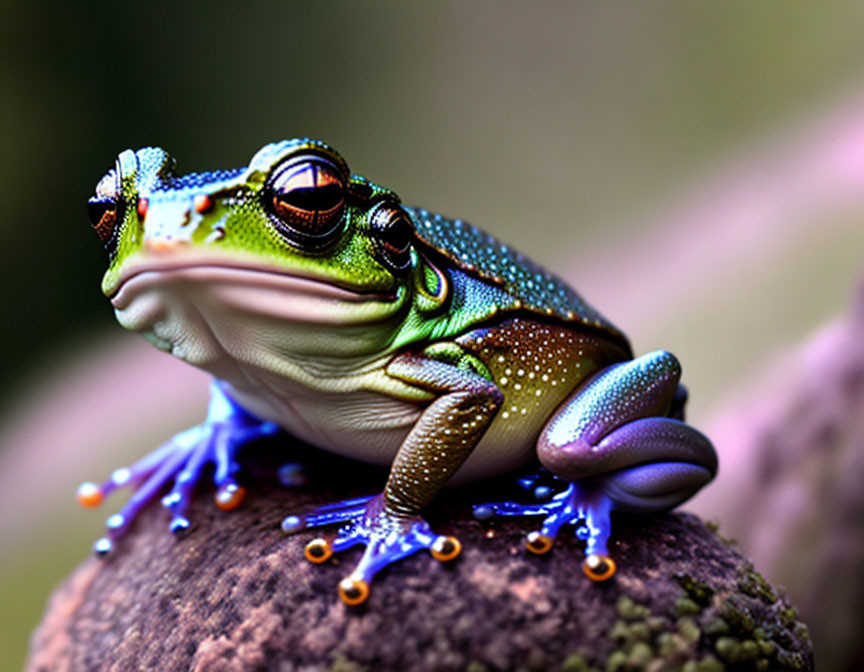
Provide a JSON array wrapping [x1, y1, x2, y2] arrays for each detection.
[[371, 203, 414, 274], [267, 155, 346, 244], [87, 197, 121, 250]]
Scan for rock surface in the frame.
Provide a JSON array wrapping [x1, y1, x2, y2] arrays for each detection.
[[28, 448, 812, 672]]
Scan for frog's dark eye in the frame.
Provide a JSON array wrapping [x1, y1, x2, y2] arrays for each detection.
[[87, 197, 121, 251], [267, 155, 346, 244], [371, 203, 414, 274]]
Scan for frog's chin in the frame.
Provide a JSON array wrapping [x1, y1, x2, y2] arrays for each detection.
[[110, 263, 406, 372]]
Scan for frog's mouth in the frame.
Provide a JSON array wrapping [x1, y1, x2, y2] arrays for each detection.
[[112, 262, 394, 302]]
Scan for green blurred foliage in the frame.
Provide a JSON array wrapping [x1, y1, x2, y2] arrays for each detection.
[[3, 1, 864, 670]]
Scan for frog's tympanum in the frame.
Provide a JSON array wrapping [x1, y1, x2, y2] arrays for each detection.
[[81, 139, 717, 604]]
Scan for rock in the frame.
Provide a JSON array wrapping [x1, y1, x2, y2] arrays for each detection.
[[27, 447, 812, 672]]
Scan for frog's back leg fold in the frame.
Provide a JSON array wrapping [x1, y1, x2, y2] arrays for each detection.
[[537, 350, 716, 486]]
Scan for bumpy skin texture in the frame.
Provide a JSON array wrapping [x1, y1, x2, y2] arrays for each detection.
[[407, 207, 624, 335], [81, 139, 717, 602]]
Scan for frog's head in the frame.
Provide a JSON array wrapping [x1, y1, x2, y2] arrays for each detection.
[[87, 139, 419, 366]]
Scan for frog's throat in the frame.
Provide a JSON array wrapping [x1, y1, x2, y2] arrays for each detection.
[[110, 264, 409, 375]]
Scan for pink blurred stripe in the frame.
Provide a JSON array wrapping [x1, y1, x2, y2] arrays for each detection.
[[0, 337, 209, 548], [566, 90, 864, 328]]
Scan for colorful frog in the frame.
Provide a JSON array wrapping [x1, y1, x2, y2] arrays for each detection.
[[80, 139, 717, 604]]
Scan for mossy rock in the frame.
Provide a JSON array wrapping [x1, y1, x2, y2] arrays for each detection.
[[27, 452, 812, 672]]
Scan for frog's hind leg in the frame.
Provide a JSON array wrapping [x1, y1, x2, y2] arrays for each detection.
[[475, 350, 717, 580], [78, 380, 278, 554]]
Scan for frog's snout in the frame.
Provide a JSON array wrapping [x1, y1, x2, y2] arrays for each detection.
[[136, 191, 203, 245]]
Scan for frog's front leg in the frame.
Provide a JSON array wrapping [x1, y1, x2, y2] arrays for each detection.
[[476, 350, 717, 581], [77, 380, 278, 554], [282, 346, 502, 605]]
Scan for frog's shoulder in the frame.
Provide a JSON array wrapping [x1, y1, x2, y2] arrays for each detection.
[[406, 207, 629, 348]]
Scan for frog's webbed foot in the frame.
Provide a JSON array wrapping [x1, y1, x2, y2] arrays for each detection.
[[474, 477, 617, 581], [77, 381, 277, 554], [282, 495, 461, 605]]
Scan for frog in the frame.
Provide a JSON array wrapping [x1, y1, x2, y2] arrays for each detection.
[[80, 138, 717, 605]]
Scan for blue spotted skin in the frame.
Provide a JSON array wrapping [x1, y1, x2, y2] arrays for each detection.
[[540, 351, 695, 478], [83, 139, 717, 602], [407, 207, 627, 344]]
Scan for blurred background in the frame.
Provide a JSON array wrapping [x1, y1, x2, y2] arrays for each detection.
[[3, 2, 864, 670]]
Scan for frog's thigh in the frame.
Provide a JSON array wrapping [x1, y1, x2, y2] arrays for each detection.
[[538, 350, 717, 510], [384, 351, 503, 516]]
